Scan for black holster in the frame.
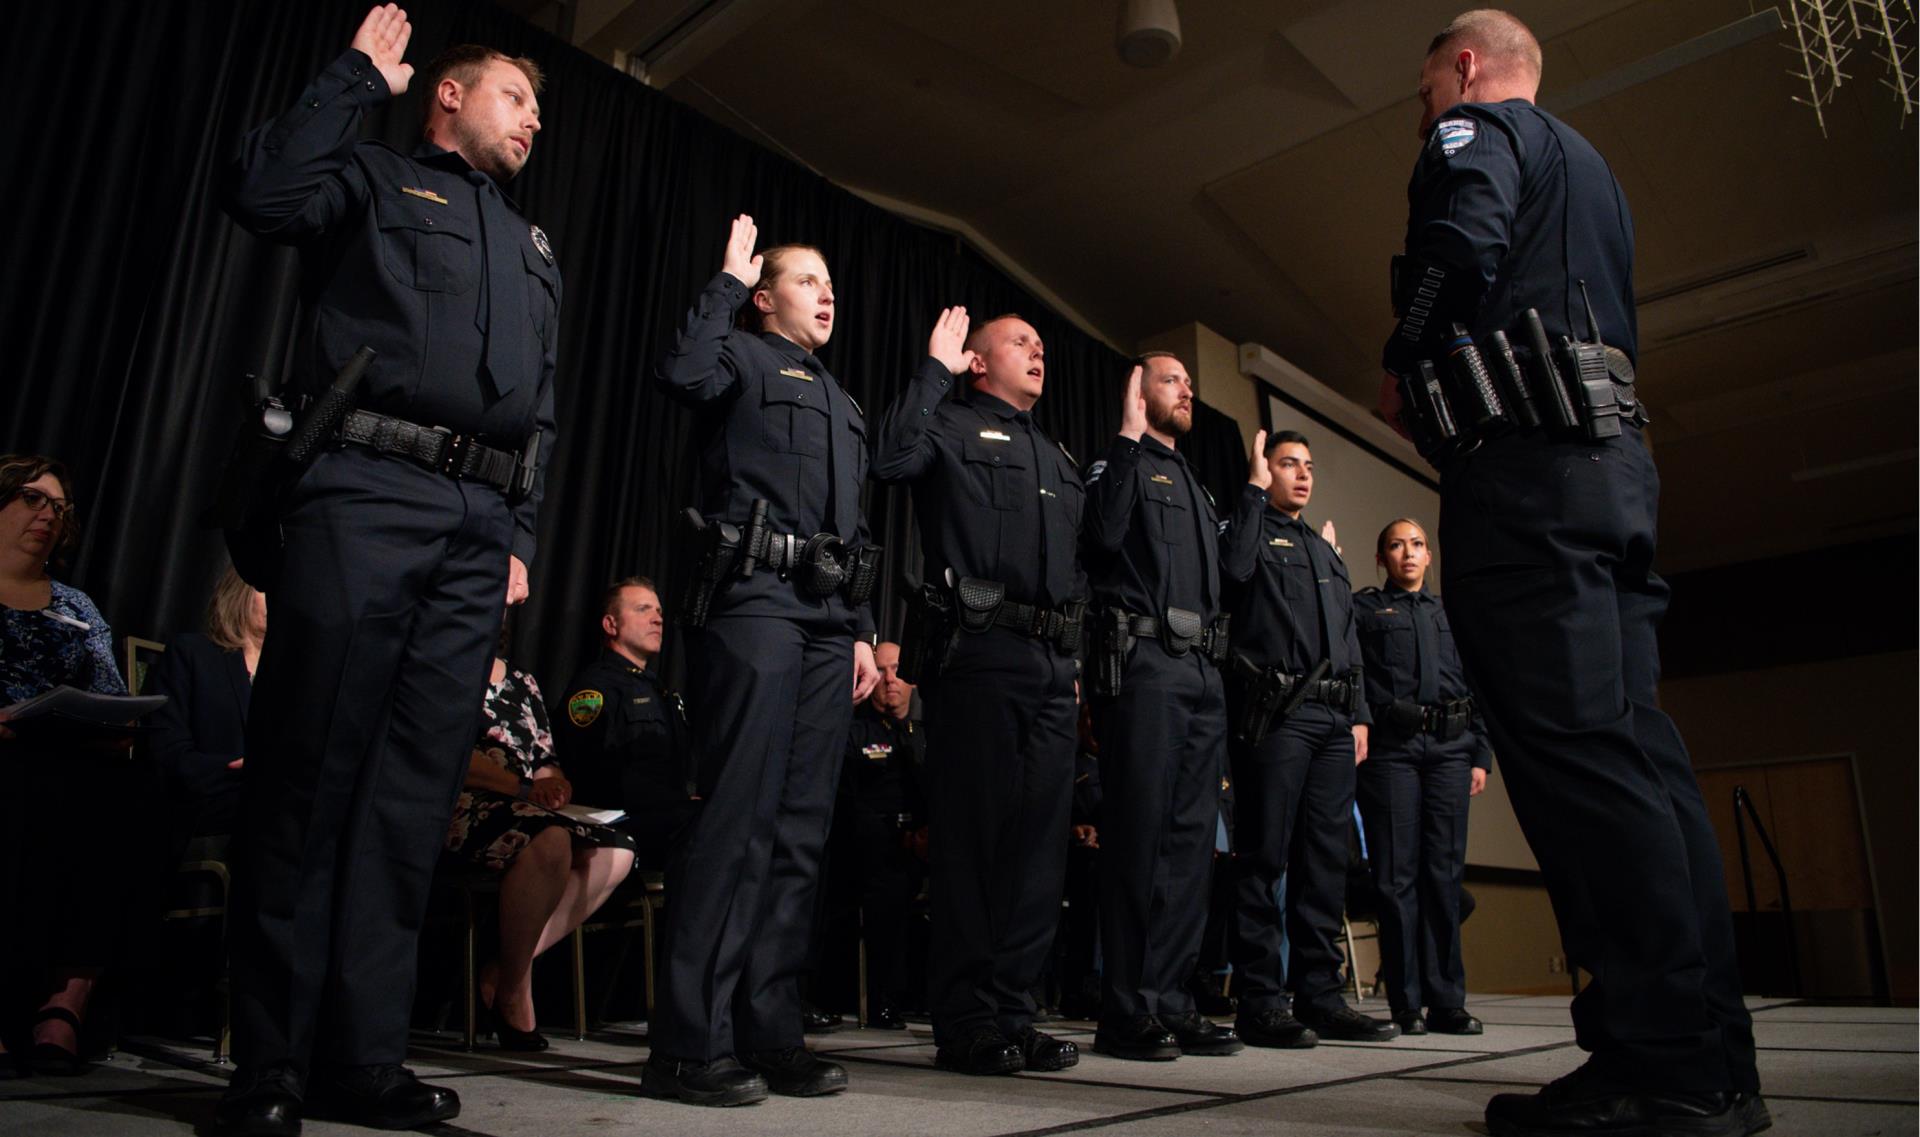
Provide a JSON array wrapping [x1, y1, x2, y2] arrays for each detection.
[[678, 508, 741, 628], [899, 583, 957, 685], [1089, 608, 1133, 698], [1229, 653, 1289, 747]]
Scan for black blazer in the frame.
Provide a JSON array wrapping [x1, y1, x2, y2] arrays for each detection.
[[146, 632, 250, 836]]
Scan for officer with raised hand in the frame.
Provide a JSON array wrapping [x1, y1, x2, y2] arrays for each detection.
[[1380, 11, 1764, 1136], [1352, 519, 1489, 1038], [873, 307, 1085, 1076], [218, 6, 556, 1132], [1219, 431, 1393, 1048], [645, 215, 880, 1107], [1080, 355, 1259, 1062]]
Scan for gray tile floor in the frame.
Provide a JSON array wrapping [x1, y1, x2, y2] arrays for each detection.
[[2, 995, 1912, 1136]]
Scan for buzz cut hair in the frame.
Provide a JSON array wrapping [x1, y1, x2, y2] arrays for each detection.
[[1428, 9, 1542, 79], [601, 575, 658, 620], [963, 313, 1030, 354]]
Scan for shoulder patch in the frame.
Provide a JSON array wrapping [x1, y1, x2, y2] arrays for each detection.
[[1086, 460, 1108, 484], [566, 690, 604, 727], [1432, 117, 1476, 158]]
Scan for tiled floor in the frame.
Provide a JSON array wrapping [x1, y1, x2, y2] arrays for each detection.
[[2, 995, 1911, 1135]]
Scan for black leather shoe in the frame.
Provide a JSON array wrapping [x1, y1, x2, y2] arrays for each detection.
[[1235, 1007, 1319, 1049], [1426, 1007, 1482, 1035], [1013, 1027, 1079, 1071], [740, 1047, 848, 1097], [640, 1054, 768, 1107], [866, 1005, 906, 1031], [935, 1026, 1024, 1076], [1092, 1015, 1180, 1061], [1160, 1011, 1244, 1056], [1487, 1068, 1770, 1137], [307, 1064, 457, 1129], [216, 1066, 303, 1137], [1392, 1010, 1429, 1036], [1295, 1003, 1401, 1042], [800, 1002, 845, 1034]]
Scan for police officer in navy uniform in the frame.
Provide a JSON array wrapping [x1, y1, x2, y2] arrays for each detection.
[[1380, 12, 1764, 1136], [1081, 354, 1258, 1062], [819, 641, 925, 1030], [644, 215, 881, 1107], [872, 309, 1086, 1076], [1219, 431, 1396, 1047], [218, 7, 556, 1134], [551, 577, 694, 871], [1352, 518, 1490, 1039]]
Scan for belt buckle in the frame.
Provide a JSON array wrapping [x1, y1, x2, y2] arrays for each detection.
[[435, 428, 468, 475]]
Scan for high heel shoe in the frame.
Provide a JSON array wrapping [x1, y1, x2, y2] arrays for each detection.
[[484, 1000, 549, 1052], [29, 1008, 88, 1076]]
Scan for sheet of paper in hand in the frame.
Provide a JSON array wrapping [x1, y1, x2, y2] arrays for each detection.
[[3, 686, 168, 737]]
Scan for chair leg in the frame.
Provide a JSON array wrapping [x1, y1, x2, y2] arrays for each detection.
[[856, 907, 868, 1028], [642, 900, 658, 1021], [463, 889, 478, 1052], [1342, 915, 1360, 1001], [571, 928, 587, 1041]]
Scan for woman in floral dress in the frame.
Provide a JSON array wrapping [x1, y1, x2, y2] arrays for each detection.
[[445, 630, 635, 1050]]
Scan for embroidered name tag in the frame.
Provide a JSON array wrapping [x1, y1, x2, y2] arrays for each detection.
[[780, 367, 814, 381], [632, 696, 651, 705], [862, 743, 893, 760], [1150, 474, 1174, 485], [400, 186, 449, 204], [1375, 608, 1396, 615], [978, 430, 1012, 442]]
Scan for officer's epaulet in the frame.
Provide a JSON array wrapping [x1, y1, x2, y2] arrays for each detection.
[[845, 389, 864, 419], [1057, 440, 1077, 466], [1203, 486, 1217, 510], [1355, 586, 1383, 598]]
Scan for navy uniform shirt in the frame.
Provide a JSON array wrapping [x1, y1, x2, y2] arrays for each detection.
[[1352, 586, 1490, 768], [1219, 494, 1371, 726], [1082, 435, 1255, 622], [839, 702, 926, 823], [223, 49, 559, 565], [550, 649, 694, 818], [872, 357, 1086, 607], [654, 273, 875, 634], [1383, 99, 1636, 379]]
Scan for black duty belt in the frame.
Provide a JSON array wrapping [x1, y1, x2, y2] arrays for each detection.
[[993, 597, 1081, 644], [1420, 697, 1475, 739], [341, 409, 520, 493], [1118, 609, 1230, 664], [1284, 674, 1360, 710]]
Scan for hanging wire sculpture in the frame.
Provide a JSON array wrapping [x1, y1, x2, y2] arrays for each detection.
[[1781, 0, 1915, 132]]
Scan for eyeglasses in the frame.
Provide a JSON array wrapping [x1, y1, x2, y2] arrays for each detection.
[[12, 487, 74, 522]]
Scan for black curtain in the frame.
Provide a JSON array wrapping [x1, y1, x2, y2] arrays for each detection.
[[3, 0, 1247, 689]]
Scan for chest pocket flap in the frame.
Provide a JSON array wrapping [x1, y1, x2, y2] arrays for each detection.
[[761, 375, 829, 455], [375, 190, 477, 294]]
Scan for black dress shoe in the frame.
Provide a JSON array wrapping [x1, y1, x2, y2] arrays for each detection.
[[1392, 1010, 1429, 1036], [1012, 1027, 1079, 1071], [1160, 1011, 1244, 1056], [866, 1005, 907, 1030], [1295, 1003, 1401, 1042], [216, 1066, 304, 1137], [935, 1026, 1024, 1076], [800, 1002, 845, 1034], [1426, 1007, 1482, 1035], [1487, 1067, 1770, 1137], [1235, 1007, 1319, 1049], [640, 1054, 768, 1107], [1092, 1015, 1180, 1061], [307, 1064, 458, 1130], [740, 1047, 849, 1096]]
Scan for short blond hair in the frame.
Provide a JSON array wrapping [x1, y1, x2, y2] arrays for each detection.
[[204, 565, 260, 652], [1428, 9, 1542, 80]]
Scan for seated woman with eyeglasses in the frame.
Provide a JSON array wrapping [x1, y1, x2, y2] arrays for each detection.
[[0, 454, 137, 1075]]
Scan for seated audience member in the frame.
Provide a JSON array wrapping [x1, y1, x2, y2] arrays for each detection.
[[0, 454, 142, 1074], [1055, 701, 1103, 1021], [550, 577, 695, 871], [816, 642, 926, 1029], [147, 566, 264, 839], [443, 615, 636, 1050]]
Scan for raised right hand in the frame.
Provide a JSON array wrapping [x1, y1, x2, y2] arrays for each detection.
[[1247, 428, 1271, 490], [721, 214, 763, 289], [1119, 365, 1148, 441], [351, 4, 414, 96], [928, 306, 977, 375]]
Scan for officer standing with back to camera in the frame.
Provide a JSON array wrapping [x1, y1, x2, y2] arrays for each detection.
[[1380, 10, 1764, 1136], [1219, 430, 1396, 1048], [217, 5, 556, 1134], [1352, 518, 1491, 1039], [645, 215, 881, 1107], [1081, 353, 1259, 1062], [872, 308, 1086, 1076], [550, 576, 695, 872]]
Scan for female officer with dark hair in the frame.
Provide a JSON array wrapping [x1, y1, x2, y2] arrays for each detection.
[[1352, 518, 1490, 1038]]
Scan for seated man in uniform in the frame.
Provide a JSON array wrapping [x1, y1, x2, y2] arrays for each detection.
[[551, 577, 695, 871]]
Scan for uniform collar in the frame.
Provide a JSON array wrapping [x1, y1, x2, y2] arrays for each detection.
[[757, 331, 826, 374], [412, 141, 523, 212], [1140, 434, 1185, 462], [967, 389, 1031, 423], [598, 646, 648, 680], [1266, 504, 1310, 529], [1384, 583, 1432, 603]]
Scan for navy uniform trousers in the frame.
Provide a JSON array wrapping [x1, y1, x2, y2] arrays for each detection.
[[1439, 425, 1758, 1094], [651, 610, 854, 1062], [1355, 734, 1474, 1014], [232, 448, 511, 1073], [1228, 701, 1356, 1015], [925, 629, 1076, 1045], [1090, 639, 1226, 1019]]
